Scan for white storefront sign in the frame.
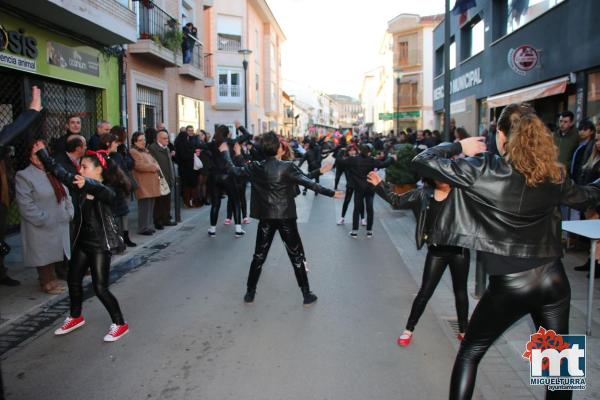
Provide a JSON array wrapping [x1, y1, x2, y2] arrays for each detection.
[[434, 67, 483, 101], [0, 52, 36, 73]]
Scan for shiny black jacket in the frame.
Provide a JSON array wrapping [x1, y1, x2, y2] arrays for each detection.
[[198, 127, 253, 177], [374, 183, 433, 250], [411, 142, 600, 258], [336, 155, 394, 192], [224, 152, 335, 219], [37, 149, 123, 251]]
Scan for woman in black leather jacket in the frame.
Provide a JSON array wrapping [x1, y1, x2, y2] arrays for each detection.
[[34, 142, 130, 343], [413, 104, 600, 400], [368, 173, 469, 346]]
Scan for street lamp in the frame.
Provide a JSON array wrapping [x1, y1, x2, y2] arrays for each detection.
[[289, 94, 296, 137], [238, 48, 252, 128], [394, 68, 403, 136]]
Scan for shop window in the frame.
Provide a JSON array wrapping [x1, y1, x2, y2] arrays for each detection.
[[461, 16, 484, 60], [588, 71, 600, 123], [137, 85, 163, 132], [217, 69, 242, 102]]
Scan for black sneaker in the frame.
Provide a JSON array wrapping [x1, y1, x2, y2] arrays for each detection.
[[235, 230, 245, 238], [303, 291, 318, 308], [139, 230, 153, 236], [366, 231, 373, 239], [574, 259, 591, 271], [154, 224, 164, 230], [349, 232, 358, 239], [208, 230, 216, 238], [244, 290, 256, 304], [0, 276, 20, 287]]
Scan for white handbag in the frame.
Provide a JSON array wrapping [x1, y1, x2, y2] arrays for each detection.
[[193, 153, 203, 171], [157, 168, 171, 196]]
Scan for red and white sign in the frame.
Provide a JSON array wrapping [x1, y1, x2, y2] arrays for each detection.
[[508, 45, 539, 76]]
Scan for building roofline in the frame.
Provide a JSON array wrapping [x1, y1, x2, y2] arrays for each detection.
[[250, 0, 286, 41]]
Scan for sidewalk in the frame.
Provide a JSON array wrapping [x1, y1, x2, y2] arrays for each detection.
[[378, 199, 600, 400], [0, 199, 209, 334]]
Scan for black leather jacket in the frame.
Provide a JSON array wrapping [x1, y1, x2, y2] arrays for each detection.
[[223, 152, 335, 219], [0, 109, 42, 159], [336, 155, 394, 192], [374, 183, 433, 250], [411, 142, 600, 258], [198, 127, 253, 177], [37, 149, 123, 252]]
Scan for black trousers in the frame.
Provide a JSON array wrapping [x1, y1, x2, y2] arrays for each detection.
[[68, 247, 124, 325], [406, 247, 470, 332], [342, 186, 363, 219], [302, 175, 319, 194], [450, 260, 571, 400], [334, 167, 344, 190], [246, 219, 310, 291], [227, 179, 248, 219], [153, 194, 171, 225], [352, 189, 374, 230], [210, 175, 241, 226]]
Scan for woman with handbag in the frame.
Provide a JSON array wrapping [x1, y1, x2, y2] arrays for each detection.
[[33, 141, 130, 342], [130, 132, 161, 235]]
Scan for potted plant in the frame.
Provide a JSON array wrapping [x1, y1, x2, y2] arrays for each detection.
[[385, 143, 418, 196]]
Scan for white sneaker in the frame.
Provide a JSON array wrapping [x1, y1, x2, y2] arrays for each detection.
[[349, 231, 358, 239], [337, 217, 345, 225], [224, 218, 232, 225], [361, 218, 367, 226], [366, 231, 373, 239], [243, 217, 251, 224], [235, 225, 245, 237]]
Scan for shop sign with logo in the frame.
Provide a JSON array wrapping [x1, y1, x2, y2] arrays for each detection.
[[378, 111, 421, 121], [47, 41, 99, 77], [434, 68, 483, 101], [508, 45, 539, 76], [0, 24, 38, 73]]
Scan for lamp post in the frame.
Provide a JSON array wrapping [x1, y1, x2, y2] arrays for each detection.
[[289, 94, 296, 137], [393, 68, 403, 136], [238, 49, 252, 128]]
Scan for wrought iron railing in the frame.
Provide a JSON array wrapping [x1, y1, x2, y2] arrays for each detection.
[[135, 0, 181, 53], [217, 34, 242, 52], [203, 53, 213, 79]]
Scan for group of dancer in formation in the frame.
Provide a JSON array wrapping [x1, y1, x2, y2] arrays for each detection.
[[8, 87, 600, 399]]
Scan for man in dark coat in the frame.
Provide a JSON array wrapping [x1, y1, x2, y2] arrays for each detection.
[[150, 131, 176, 228], [174, 125, 198, 207]]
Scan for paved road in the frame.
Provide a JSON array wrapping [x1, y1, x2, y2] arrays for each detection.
[[3, 174, 467, 400]]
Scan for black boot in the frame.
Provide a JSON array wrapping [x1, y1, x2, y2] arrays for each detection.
[[301, 286, 318, 308], [574, 258, 591, 271], [244, 289, 256, 304], [123, 231, 137, 247]]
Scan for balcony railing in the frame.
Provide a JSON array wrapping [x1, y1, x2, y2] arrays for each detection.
[[218, 84, 240, 98], [135, 0, 181, 54], [203, 53, 213, 78], [217, 34, 242, 52], [184, 41, 204, 73]]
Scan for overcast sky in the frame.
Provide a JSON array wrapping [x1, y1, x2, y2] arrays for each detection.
[[269, 0, 448, 100]]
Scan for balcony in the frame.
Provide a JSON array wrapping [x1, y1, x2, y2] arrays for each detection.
[[217, 34, 242, 52], [179, 42, 204, 80], [395, 49, 421, 68], [128, 1, 182, 67], [2, 0, 137, 45]]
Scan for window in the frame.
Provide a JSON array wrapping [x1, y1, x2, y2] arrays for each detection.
[[137, 85, 163, 132], [270, 82, 277, 109], [217, 15, 242, 52], [217, 69, 242, 102], [450, 39, 456, 70], [504, 0, 565, 36], [435, 46, 444, 76], [399, 82, 419, 107], [255, 73, 259, 104], [255, 29, 259, 55], [181, 0, 195, 26], [398, 41, 409, 65], [588, 71, 600, 125], [461, 17, 484, 60]]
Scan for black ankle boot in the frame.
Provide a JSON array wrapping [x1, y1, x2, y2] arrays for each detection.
[[244, 289, 256, 304], [574, 258, 591, 271], [301, 287, 318, 308], [123, 231, 137, 247]]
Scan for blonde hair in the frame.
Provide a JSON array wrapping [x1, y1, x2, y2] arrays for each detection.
[[506, 112, 564, 187]]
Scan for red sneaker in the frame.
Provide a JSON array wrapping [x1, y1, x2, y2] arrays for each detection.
[[397, 332, 413, 347], [103, 323, 129, 342], [55, 316, 85, 335], [457, 333, 465, 341]]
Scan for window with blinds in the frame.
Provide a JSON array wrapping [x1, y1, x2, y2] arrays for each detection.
[[137, 85, 163, 132]]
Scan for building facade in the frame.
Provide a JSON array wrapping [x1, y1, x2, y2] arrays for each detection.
[[125, 0, 213, 138], [203, 0, 285, 135], [432, 0, 600, 137], [387, 13, 442, 133], [329, 94, 362, 128]]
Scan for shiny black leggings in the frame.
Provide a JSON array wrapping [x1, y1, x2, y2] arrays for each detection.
[[334, 167, 344, 190], [406, 247, 469, 332], [246, 219, 310, 291], [341, 187, 364, 219], [227, 179, 248, 219], [68, 247, 124, 325], [450, 260, 571, 400], [352, 189, 374, 230], [210, 175, 240, 226]]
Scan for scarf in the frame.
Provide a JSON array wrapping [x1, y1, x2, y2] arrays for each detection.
[[46, 172, 67, 204]]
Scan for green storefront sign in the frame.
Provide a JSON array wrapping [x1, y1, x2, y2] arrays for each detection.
[[378, 111, 421, 121], [0, 13, 119, 124]]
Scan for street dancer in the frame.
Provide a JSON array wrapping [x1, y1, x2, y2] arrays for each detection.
[[367, 172, 469, 346], [219, 132, 343, 307], [412, 104, 600, 400], [336, 144, 394, 238], [336, 144, 364, 225], [34, 142, 130, 342]]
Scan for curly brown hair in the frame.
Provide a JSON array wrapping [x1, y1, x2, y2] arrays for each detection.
[[506, 112, 564, 187]]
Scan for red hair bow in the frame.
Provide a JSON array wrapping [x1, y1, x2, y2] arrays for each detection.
[[86, 150, 109, 170]]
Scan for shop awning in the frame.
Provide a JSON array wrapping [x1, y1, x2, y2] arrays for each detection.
[[487, 76, 570, 108]]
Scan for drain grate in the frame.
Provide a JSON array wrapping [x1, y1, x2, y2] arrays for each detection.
[[0, 242, 171, 357]]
